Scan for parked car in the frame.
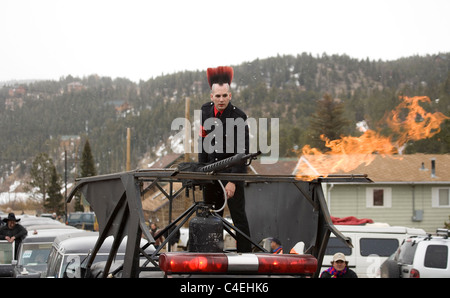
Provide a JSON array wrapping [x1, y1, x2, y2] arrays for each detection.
[[66, 212, 96, 231], [13, 228, 84, 278], [1, 215, 75, 278], [45, 232, 154, 278], [321, 223, 426, 277], [380, 228, 450, 278]]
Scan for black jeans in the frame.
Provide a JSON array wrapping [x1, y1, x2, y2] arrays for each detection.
[[203, 181, 252, 252]]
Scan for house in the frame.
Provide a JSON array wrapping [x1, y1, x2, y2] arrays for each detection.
[[293, 153, 450, 233], [67, 82, 85, 93], [141, 153, 191, 226]]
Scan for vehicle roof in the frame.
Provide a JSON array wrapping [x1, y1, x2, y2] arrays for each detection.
[[53, 232, 127, 254], [26, 224, 77, 234], [406, 235, 450, 244], [18, 215, 64, 228], [53, 232, 153, 255], [334, 224, 427, 235], [24, 229, 84, 242]]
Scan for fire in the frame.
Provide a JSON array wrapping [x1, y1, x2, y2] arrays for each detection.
[[296, 96, 449, 181], [385, 96, 449, 144]]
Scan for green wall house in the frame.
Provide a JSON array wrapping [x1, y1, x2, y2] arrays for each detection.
[[252, 154, 450, 234]]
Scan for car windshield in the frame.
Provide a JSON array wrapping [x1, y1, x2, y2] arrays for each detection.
[[18, 243, 53, 266], [69, 213, 94, 222]]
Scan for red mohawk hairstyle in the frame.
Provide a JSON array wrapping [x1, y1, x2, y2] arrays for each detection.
[[207, 66, 234, 89]]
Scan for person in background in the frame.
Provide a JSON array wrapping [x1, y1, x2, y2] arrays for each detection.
[[0, 213, 28, 258], [320, 252, 358, 278], [149, 222, 164, 249], [270, 238, 283, 254]]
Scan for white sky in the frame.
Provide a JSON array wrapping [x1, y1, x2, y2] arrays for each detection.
[[1, 0, 450, 82]]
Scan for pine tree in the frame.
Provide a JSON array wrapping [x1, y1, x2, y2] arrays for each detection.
[[80, 139, 97, 177], [28, 153, 54, 206], [44, 165, 64, 214], [307, 93, 350, 151], [74, 139, 97, 211]]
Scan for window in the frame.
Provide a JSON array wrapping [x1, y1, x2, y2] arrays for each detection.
[[373, 189, 384, 206], [324, 237, 352, 256], [366, 187, 392, 208], [398, 240, 418, 265], [424, 245, 448, 269], [359, 238, 399, 257], [432, 188, 450, 208]]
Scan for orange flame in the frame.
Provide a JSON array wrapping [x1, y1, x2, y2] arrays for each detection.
[[296, 96, 449, 181]]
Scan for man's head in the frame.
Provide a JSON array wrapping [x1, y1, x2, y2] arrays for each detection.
[[3, 212, 19, 229], [270, 237, 281, 250], [207, 66, 234, 112], [210, 83, 232, 112], [331, 252, 348, 271]]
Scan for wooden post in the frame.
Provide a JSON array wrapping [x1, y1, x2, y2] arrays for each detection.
[[184, 97, 190, 162], [126, 127, 131, 171]]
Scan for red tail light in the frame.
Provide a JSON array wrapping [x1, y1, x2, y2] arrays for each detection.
[[256, 254, 317, 274], [410, 268, 420, 278], [159, 253, 228, 274], [159, 253, 317, 275]]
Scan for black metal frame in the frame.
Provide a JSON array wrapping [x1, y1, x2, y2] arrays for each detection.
[[67, 169, 371, 278]]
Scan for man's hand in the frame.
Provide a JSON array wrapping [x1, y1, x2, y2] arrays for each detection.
[[225, 182, 236, 199], [5, 236, 15, 243]]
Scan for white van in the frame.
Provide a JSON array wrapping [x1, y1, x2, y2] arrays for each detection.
[[321, 223, 426, 278]]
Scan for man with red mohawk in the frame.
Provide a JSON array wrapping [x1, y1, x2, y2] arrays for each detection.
[[199, 66, 251, 252]]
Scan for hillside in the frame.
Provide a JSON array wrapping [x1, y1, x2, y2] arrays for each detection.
[[1, 52, 449, 200]]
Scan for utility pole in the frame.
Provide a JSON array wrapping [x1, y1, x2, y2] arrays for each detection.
[[64, 149, 68, 221], [184, 97, 190, 162], [126, 127, 131, 171]]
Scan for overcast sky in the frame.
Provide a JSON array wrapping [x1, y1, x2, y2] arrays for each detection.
[[1, 0, 449, 83]]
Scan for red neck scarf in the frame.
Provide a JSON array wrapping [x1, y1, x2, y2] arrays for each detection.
[[214, 105, 222, 118]]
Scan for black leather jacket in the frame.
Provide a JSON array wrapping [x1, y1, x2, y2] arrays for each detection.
[[198, 102, 249, 174]]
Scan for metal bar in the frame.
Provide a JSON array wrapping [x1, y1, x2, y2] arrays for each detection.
[[150, 203, 199, 258], [73, 169, 371, 186], [84, 190, 127, 276], [141, 178, 160, 196], [292, 181, 318, 209], [215, 213, 267, 253], [120, 173, 148, 278], [101, 203, 129, 278]]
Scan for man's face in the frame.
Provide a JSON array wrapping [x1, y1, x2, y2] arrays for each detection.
[[7, 220, 16, 229], [270, 241, 277, 250], [332, 260, 346, 271], [210, 84, 231, 112]]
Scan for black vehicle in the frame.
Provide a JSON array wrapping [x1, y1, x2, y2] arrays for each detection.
[[66, 212, 96, 231], [13, 228, 84, 278], [45, 232, 155, 278]]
